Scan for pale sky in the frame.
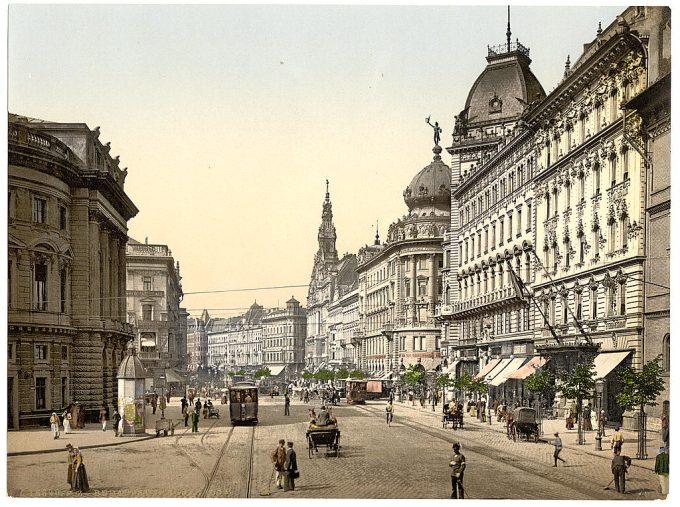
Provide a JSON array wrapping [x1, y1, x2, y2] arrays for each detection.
[[8, 3, 625, 319]]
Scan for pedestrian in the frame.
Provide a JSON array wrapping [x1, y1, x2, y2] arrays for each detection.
[[283, 441, 298, 491], [151, 394, 158, 415], [582, 403, 593, 431], [195, 398, 202, 415], [552, 432, 565, 466], [63, 410, 72, 434], [65, 443, 75, 490], [72, 447, 90, 493], [50, 412, 61, 439], [284, 393, 290, 416], [76, 403, 86, 429], [99, 404, 108, 432], [181, 396, 188, 413], [271, 439, 286, 489], [166, 391, 171, 404], [385, 401, 394, 427], [598, 410, 607, 437], [661, 415, 669, 450], [449, 442, 466, 499], [611, 426, 624, 453], [112, 409, 122, 437], [303, 389, 309, 404], [611, 447, 631, 494], [118, 412, 125, 435], [654, 446, 669, 496], [191, 409, 200, 433], [183, 404, 190, 427]]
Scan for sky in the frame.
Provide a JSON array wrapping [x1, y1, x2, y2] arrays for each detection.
[[7, 3, 626, 319]]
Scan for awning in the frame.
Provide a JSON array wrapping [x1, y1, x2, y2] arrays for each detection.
[[475, 358, 501, 380], [488, 357, 528, 386], [485, 358, 512, 385], [506, 357, 548, 380], [164, 369, 185, 384], [593, 351, 631, 379], [444, 359, 461, 375], [141, 339, 155, 347], [380, 372, 393, 380], [313, 362, 326, 374], [268, 365, 286, 377]]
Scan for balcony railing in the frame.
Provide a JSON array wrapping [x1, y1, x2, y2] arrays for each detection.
[[126, 244, 171, 257], [487, 40, 530, 58]]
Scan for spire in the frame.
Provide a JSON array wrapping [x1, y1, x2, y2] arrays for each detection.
[[597, 21, 602, 36], [563, 54, 571, 79], [374, 220, 380, 246], [317, 180, 338, 263], [506, 5, 512, 52], [325, 178, 330, 202]]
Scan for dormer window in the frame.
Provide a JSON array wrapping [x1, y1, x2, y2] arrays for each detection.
[[489, 93, 503, 114]]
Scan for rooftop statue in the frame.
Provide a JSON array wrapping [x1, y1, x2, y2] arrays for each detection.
[[426, 116, 442, 146]]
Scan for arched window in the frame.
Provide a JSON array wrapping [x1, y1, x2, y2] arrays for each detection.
[[663, 334, 670, 372]]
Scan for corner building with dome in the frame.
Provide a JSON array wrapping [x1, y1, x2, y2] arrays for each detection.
[[355, 145, 450, 376]]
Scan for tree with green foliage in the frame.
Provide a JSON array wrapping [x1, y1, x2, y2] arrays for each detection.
[[336, 368, 350, 380], [349, 370, 366, 379], [525, 368, 555, 405], [435, 373, 452, 389], [302, 371, 314, 381], [468, 377, 488, 396], [404, 365, 426, 388], [558, 360, 596, 445], [254, 367, 272, 379], [315, 369, 334, 383], [616, 357, 665, 428]]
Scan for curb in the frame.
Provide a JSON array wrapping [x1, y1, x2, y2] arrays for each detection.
[[7, 433, 156, 457]]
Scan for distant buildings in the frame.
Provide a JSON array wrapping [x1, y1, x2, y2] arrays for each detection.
[[8, 114, 138, 428], [262, 297, 307, 380], [125, 238, 186, 385], [306, 182, 358, 372]]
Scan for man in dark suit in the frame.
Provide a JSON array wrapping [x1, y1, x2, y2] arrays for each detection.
[[283, 441, 298, 491]]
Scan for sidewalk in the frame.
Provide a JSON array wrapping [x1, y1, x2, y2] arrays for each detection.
[[7, 399, 190, 456], [391, 398, 660, 471]]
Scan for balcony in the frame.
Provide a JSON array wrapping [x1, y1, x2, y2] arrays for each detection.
[[449, 287, 522, 318], [435, 304, 453, 318], [126, 243, 171, 257], [127, 290, 165, 298]]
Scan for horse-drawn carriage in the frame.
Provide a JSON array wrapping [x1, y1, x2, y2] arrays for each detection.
[[508, 407, 539, 442], [306, 424, 341, 458], [442, 405, 464, 430]]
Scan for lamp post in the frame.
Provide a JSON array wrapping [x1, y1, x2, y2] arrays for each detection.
[[595, 379, 604, 451]]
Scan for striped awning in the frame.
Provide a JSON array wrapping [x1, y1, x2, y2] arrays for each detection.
[[488, 357, 528, 386], [506, 357, 548, 380], [485, 358, 512, 385], [593, 351, 631, 379], [475, 358, 501, 380]]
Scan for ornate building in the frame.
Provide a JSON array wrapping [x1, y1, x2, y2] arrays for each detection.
[[262, 297, 307, 380], [306, 182, 358, 371], [186, 309, 210, 372], [8, 114, 138, 428], [327, 287, 359, 371], [439, 26, 546, 386], [125, 238, 185, 385], [355, 145, 450, 376]]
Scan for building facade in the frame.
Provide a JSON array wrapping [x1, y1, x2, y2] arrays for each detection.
[[355, 146, 450, 377], [306, 182, 358, 371], [262, 297, 307, 380], [327, 287, 360, 371], [8, 114, 138, 428], [125, 238, 184, 384]]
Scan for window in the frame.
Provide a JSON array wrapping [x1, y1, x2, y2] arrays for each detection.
[[566, 184, 571, 209], [499, 219, 504, 247], [35, 343, 48, 361], [580, 116, 586, 143], [61, 377, 68, 405], [575, 291, 583, 320], [143, 276, 152, 291], [546, 193, 551, 219], [508, 213, 513, 240], [623, 150, 629, 181], [418, 257, 427, 270], [142, 304, 153, 321], [59, 206, 67, 230], [579, 174, 585, 202], [418, 280, 427, 297], [34, 262, 48, 311], [60, 269, 67, 313], [517, 209, 522, 236], [404, 279, 411, 298], [61, 345, 68, 361], [8, 343, 14, 361], [594, 164, 601, 196], [579, 236, 586, 264], [563, 296, 569, 324], [621, 215, 628, 249], [35, 377, 47, 409], [608, 283, 618, 316], [526, 203, 532, 232], [663, 334, 670, 372], [619, 280, 626, 315], [33, 197, 47, 224], [610, 156, 617, 187], [492, 223, 497, 246]]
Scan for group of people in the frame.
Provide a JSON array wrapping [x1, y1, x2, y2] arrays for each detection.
[[270, 439, 299, 492], [49, 404, 124, 439], [308, 406, 337, 427], [180, 396, 203, 432], [65, 443, 90, 493]]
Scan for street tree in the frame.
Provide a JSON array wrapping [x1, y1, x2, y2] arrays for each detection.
[[616, 356, 666, 459], [558, 360, 596, 445], [315, 369, 334, 383], [254, 367, 271, 379], [336, 368, 350, 380], [524, 368, 555, 406], [349, 370, 367, 379]]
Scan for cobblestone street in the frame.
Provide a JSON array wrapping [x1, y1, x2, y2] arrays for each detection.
[[7, 398, 663, 499]]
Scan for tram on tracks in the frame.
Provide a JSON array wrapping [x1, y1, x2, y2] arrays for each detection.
[[345, 379, 367, 405], [229, 382, 259, 424]]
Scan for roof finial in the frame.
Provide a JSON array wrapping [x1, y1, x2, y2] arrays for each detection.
[[506, 5, 512, 52], [597, 21, 602, 36], [563, 54, 571, 78], [325, 179, 330, 200], [374, 220, 380, 245]]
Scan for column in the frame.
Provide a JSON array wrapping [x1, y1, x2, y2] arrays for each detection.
[[430, 253, 437, 306], [119, 242, 127, 324], [89, 215, 101, 320], [411, 254, 417, 322], [100, 228, 110, 318], [110, 236, 119, 322]]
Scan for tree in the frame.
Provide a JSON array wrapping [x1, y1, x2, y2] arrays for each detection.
[[254, 367, 272, 379], [468, 378, 488, 396], [558, 360, 596, 445], [524, 369, 555, 403], [349, 370, 366, 379], [302, 371, 314, 381], [404, 365, 426, 389], [336, 368, 350, 380], [315, 369, 334, 383], [435, 373, 451, 389]]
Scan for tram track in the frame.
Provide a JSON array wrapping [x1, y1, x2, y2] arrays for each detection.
[[245, 425, 256, 498], [354, 403, 613, 500]]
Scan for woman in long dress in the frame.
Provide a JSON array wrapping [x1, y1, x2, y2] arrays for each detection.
[[66, 444, 75, 489], [72, 448, 90, 493], [63, 411, 72, 434], [50, 412, 61, 439]]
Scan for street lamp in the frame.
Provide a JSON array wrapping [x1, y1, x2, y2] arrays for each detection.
[[595, 379, 604, 451]]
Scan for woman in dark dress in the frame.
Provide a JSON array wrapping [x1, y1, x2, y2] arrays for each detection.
[[72, 448, 90, 493]]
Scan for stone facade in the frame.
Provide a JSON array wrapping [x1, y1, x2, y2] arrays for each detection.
[[327, 287, 360, 370], [262, 297, 307, 380], [306, 182, 358, 371], [125, 238, 185, 384], [356, 146, 450, 376], [8, 114, 138, 428]]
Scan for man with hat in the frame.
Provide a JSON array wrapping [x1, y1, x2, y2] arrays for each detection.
[[65, 444, 75, 490], [611, 447, 632, 493], [655, 446, 669, 496], [449, 442, 466, 498], [552, 432, 566, 467]]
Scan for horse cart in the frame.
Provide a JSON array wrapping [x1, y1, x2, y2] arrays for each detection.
[[442, 409, 464, 430], [306, 425, 341, 458], [511, 407, 539, 442]]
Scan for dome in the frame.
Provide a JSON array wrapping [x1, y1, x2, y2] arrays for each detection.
[[403, 145, 451, 212], [463, 46, 545, 127], [117, 349, 148, 379]]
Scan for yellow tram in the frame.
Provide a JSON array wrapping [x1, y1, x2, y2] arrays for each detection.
[[229, 382, 259, 424], [345, 379, 367, 405]]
